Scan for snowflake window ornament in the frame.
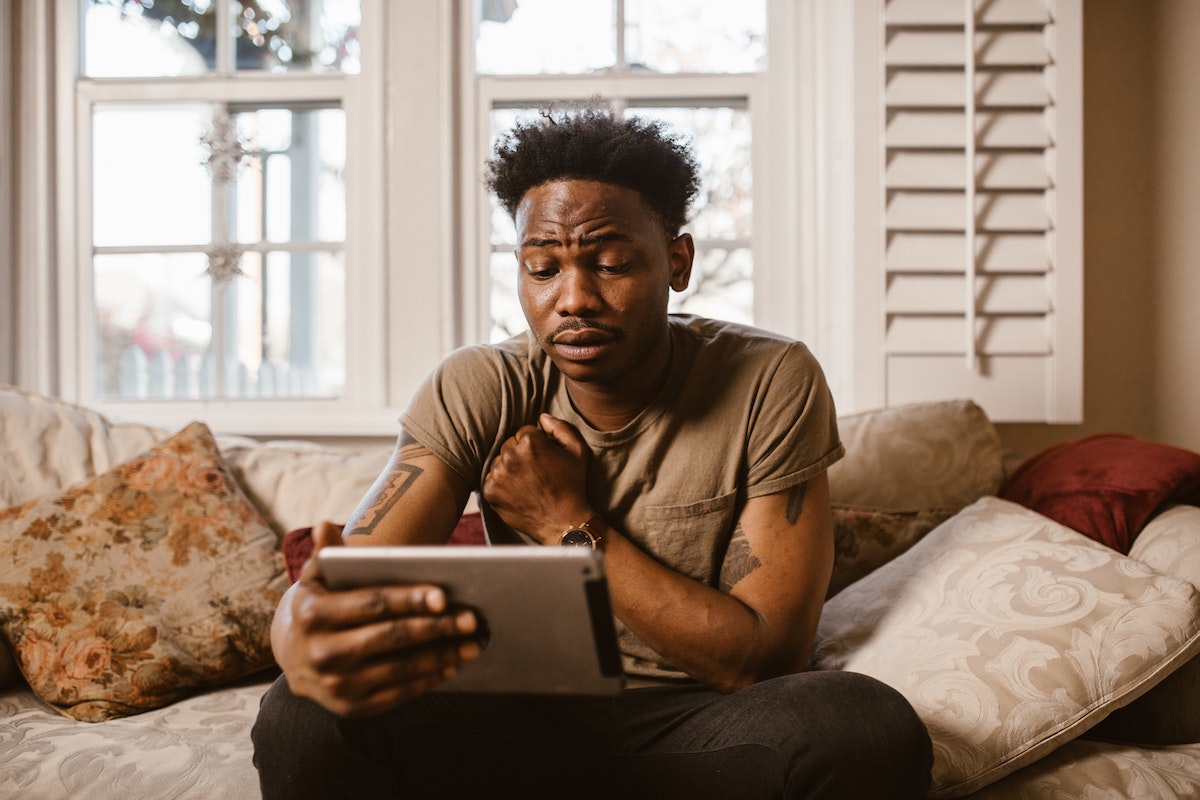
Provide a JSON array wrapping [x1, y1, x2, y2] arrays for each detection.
[[205, 243, 246, 286], [200, 113, 252, 184]]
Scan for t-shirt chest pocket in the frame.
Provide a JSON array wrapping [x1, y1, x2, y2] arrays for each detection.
[[641, 492, 739, 586]]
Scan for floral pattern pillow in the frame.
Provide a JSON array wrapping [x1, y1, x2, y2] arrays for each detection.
[[0, 422, 286, 722], [829, 506, 957, 597]]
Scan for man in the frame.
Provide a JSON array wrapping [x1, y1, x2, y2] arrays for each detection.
[[253, 105, 932, 799]]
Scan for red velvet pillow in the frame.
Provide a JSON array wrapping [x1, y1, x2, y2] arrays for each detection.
[[999, 433, 1200, 553], [282, 512, 486, 584]]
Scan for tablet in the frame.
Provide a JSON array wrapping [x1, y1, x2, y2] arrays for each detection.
[[318, 546, 624, 696]]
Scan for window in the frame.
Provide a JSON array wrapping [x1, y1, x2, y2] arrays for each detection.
[[54, 0, 389, 433], [460, 0, 771, 344], [18, 0, 1080, 435]]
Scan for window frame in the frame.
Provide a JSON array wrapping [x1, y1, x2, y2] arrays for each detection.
[[459, 1, 812, 347], [52, 0, 395, 436]]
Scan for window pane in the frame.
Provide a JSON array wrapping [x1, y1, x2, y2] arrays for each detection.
[[84, 0, 216, 77], [489, 251, 524, 342], [226, 250, 346, 397], [476, 0, 614, 75], [669, 246, 753, 324], [628, 105, 753, 240], [624, 0, 766, 73], [232, 106, 347, 244], [94, 252, 213, 399], [235, 0, 361, 74], [93, 105, 214, 248], [486, 103, 755, 337]]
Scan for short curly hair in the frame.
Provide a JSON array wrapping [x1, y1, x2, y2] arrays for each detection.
[[484, 102, 701, 237]]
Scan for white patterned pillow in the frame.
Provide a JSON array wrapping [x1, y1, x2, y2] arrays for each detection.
[[812, 497, 1200, 799], [1090, 504, 1200, 744]]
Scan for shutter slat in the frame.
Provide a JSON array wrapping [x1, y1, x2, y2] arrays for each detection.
[[886, 191, 1049, 231], [886, 31, 1049, 67], [885, 0, 1052, 26], [887, 232, 1049, 272], [887, 71, 1049, 108], [888, 152, 1049, 189], [887, 110, 1049, 148], [886, 315, 1050, 355], [887, 274, 1049, 314], [977, 192, 1049, 231]]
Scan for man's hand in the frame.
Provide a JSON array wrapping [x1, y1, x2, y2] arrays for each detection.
[[482, 413, 593, 544], [270, 521, 482, 717]]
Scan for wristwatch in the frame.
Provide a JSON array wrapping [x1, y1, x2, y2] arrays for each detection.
[[559, 513, 606, 550]]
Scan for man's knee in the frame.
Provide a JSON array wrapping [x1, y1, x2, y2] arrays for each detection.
[[782, 671, 932, 798]]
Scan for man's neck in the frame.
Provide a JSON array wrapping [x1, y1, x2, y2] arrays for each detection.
[[564, 335, 673, 433]]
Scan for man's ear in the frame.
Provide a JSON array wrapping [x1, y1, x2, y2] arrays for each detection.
[[667, 233, 694, 292]]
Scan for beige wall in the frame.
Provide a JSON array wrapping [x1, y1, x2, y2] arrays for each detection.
[[1152, 0, 1200, 451], [997, 0, 1200, 456]]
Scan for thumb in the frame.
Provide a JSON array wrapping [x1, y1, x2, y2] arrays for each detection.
[[312, 520, 346, 550], [298, 520, 345, 583], [539, 413, 585, 454]]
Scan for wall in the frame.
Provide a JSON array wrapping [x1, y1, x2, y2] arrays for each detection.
[[997, 0, 1200, 456], [1151, 0, 1200, 452]]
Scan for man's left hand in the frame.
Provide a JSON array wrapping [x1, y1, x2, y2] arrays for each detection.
[[482, 413, 593, 544]]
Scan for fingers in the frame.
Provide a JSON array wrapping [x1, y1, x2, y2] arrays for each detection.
[[539, 413, 585, 455], [310, 638, 483, 717], [294, 583, 463, 632]]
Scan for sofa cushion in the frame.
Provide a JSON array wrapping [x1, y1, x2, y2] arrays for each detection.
[[1089, 504, 1200, 744], [827, 506, 957, 597], [220, 439, 393, 537], [0, 384, 164, 510], [282, 512, 488, 583], [0, 422, 286, 722], [828, 399, 1004, 512], [812, 496, 1200, 798], [999, 433, 1200, 553]]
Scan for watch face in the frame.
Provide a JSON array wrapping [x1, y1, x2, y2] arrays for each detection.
[[560, 528, 595, 548]]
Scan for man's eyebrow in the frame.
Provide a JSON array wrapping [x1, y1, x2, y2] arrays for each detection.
[[520, 236, 560, 248], [519, 231, 634, 248]]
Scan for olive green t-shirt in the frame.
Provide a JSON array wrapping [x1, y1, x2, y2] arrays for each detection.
[[400, 314, 844, 684]]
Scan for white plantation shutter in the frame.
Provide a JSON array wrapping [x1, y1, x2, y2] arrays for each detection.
[[870, 0, 1082, 422]]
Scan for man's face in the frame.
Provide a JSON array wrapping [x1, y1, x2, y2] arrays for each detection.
[[514, 179, 693, 389]]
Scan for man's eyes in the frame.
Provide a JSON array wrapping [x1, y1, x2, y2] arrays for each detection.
[[597, 262, 632, 274], [522, 261, 632, 278]]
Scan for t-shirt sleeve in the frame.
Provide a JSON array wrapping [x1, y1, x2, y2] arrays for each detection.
[[744, 341, 844, 499], [397, 344, 518, 490]]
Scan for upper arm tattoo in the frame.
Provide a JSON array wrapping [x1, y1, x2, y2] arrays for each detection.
[[719, 522, 762, 593], [785, 482, 808, 525], [718, 481, 809, 592], [344, 436, 430, 538]]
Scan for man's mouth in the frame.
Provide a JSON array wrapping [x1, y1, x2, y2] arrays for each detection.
[[546, 324, 621, 362]]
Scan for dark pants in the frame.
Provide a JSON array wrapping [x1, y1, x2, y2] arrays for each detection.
[[252, 670, 932, 799]]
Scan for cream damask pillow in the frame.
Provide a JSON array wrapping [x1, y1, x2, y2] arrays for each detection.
[[812, 496, 1200, 799], [1090, 504, 1200, 744], [0, 422, 286, 722]]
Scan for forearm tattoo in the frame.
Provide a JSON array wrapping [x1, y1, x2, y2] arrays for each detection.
[[344, 438, 429, 537], [719, 522, 762, 593]]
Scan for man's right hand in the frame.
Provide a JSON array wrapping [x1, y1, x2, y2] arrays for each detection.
[[270, 521, 482, 717]]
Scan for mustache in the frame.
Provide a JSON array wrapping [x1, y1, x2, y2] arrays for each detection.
[[545, 319, 624, 343]]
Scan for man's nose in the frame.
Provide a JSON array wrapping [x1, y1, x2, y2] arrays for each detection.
[[555, 267, 603, 316]]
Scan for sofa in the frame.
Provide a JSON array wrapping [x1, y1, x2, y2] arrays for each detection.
[[2, 383, 1200, 799]]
